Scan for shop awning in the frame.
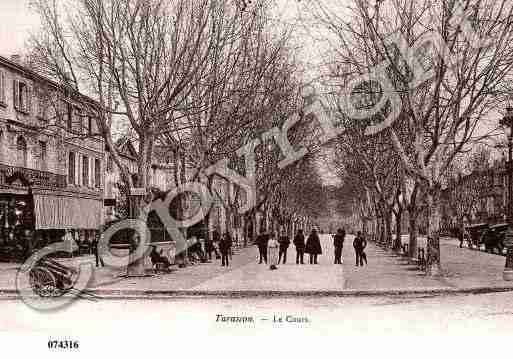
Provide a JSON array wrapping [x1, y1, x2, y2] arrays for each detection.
[[33, 194, 102, 230]]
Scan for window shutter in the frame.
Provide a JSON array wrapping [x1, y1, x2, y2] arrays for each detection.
[[13, 80, 19, 110], [90, 157, 94, 188], [89, 157, 93, 187], [37, 95, 44, 119], [77, 154, 81, 186], [0, 72, 4, 103], [27, 86, 32, 114]]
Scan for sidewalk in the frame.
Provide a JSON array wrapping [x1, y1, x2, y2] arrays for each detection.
[[398, 235, 513, 289], [341, 239, 446, 292], [1, 234, 513, 297]]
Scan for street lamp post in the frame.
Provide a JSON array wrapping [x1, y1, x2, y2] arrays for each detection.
[[499, 106, 513, 281]]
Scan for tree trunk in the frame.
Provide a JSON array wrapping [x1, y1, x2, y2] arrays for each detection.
[[426, 189, 442, 276], [127, 194, 146, 276], [378, 213, 385, 245], [408, 209, 418, 259], [458, 216, 465, 247], [205, 209, 212, 242], [362, 217, 368, 237], [384, 210, 392, 248], [226, 207, 233, 236], [243, 214, 248, 247], [393, 208, 403, 252]]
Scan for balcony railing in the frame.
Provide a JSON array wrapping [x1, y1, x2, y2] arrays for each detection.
[[0, 163, 67, 189]]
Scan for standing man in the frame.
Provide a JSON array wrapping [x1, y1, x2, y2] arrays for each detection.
[[333, 228, 346, 264], [205, 233, 215, 261], [353, 231, 368, 267], [293, 229, 305, 264], [219, 233, 231, 267], [224, 232, 233, 260], [457, 227, 464, 249], [92, 229, 104, 268], [256, 231, 268, 264], [278, 230, 290, 264], [212, 229, 221, 260]]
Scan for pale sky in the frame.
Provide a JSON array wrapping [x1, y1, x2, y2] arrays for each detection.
[[0, 0, 340, 185], [4, 0, 501, 185], [0, 0, 40, 57], [0, 0, 296, 54]]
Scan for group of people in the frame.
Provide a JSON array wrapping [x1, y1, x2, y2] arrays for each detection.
[[123, 229, 235, 272], [204, 230, 233, 266], [333, 229, 368, 266], [255, 228, 323, 270], [95, 227, 370, 272], [254, 228, 369, 270]]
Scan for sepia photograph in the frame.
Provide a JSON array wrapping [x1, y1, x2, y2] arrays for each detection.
[[0, 0, 513, 357]]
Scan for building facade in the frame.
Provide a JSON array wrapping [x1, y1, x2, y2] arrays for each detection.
[[103, 138, 175, 221], [0, 55, 104, 260], [440, 160, 507, 231]]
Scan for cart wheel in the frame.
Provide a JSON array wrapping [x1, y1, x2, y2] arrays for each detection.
[[29, 267, 59, 297]]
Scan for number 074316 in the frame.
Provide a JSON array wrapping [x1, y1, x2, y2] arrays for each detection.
[[47, 340, 79, 350]]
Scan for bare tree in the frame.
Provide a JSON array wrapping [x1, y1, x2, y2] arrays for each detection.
[[151, 2, 305, 242], [29, 0, 237, 275], [308, 0, 513, 275]]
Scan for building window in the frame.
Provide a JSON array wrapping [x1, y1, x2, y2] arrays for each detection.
[[95, 158, 101, 188], [73, 107, 83, 134], [36, 93, 46, 121], [106, 155, 113, 172], [0, 130, 3, 162], [56, 100, 66, 127], [67, 103, 72, 131], [68, 152, 76, 185], [39, 141, 47, 171], [0, 71, 6, 106], [87, 116, 92, 136], [13, 80, 31, 113], [82, 155, 89, 187], [16, 136, 27, 168]]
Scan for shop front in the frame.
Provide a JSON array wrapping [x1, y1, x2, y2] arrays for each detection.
[[0, 190, 35, 262], [0, 165, 102, 262]]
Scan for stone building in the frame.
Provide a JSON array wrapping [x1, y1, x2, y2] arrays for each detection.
[[103, 138, 175, 223], [440, 159, 507, 231], [0, 55, 104, 259]]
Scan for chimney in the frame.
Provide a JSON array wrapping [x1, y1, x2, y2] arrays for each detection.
[[10, 54, 22, 64]]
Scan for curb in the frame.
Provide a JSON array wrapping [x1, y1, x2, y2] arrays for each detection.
[[2, 286, 513, 300]]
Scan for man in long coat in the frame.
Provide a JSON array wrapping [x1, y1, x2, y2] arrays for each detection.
[[293, 229, 305, 264], [353, 231, 368, 266], [255, 231, 269, 264], [333, 228, 346, 264], [219, 234, 232, 267], [278, 231, 290, 264], [305, 228, 322, 264]]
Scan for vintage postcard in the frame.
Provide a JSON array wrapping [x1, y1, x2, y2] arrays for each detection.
[[1, 0, 512, 357]]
